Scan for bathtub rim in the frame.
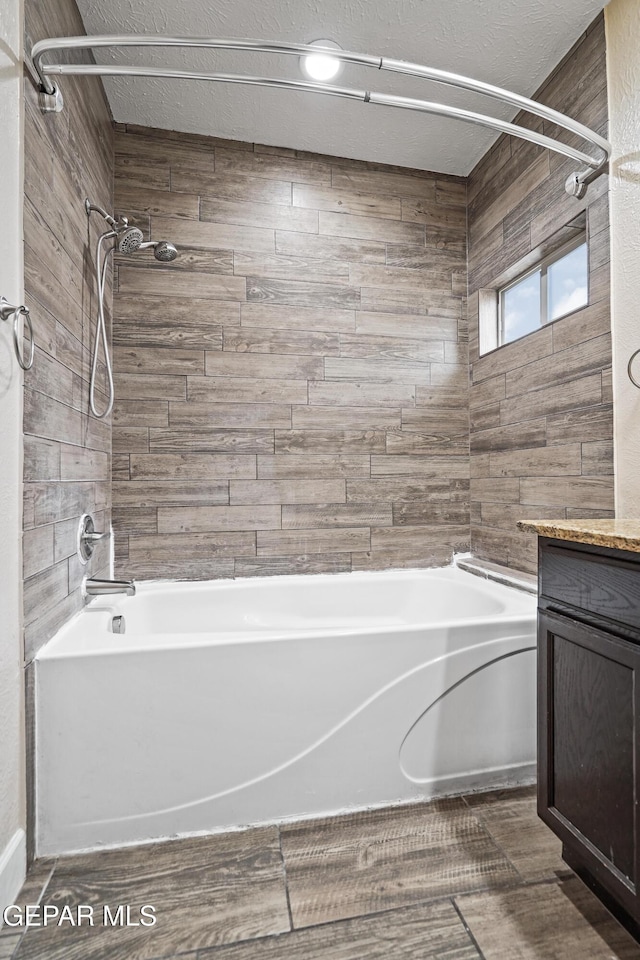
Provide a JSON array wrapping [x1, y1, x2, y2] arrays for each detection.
[[36, 563, 536, 660]]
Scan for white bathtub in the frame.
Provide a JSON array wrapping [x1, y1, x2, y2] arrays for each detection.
[[35, 565, 537, 855]]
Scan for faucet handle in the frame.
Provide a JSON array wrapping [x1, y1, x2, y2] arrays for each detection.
[[77, 514, 110, 564]]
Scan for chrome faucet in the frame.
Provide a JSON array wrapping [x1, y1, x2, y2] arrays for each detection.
[[84, 578, 136, 597]]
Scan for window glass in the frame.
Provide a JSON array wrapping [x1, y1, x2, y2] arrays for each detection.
[[547, 242, 588, 322], [501, 270, 541, 344]]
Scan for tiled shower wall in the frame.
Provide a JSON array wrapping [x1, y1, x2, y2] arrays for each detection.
[[111, 128, 469, 579], [23, 0, 113, 659], [467, 14, 613, 574]]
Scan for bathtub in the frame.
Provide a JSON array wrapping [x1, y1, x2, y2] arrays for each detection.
[[35, 565, 537, 855]]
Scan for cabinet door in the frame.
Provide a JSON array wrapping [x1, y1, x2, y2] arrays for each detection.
[[538, 610, 640, 915]]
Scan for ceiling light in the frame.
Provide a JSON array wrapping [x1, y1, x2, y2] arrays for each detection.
[[301, 40, 343, 83]]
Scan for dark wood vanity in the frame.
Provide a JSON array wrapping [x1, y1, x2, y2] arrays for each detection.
[[519, 520, 640, 941]]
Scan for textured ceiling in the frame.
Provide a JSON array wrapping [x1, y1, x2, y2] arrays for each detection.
[[73, 0, 606, 175]]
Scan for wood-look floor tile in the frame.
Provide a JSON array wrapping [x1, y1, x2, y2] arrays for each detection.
[[0, 935, 21, 959], [280, 798, 520, 928], [197, 899, 480, 959], [13, 829, 289, 960], [456, 878, 640, 960], [463, 786, 567, 882]]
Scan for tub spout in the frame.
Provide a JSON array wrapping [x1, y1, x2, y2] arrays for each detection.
[[84, 577, 136, 597]]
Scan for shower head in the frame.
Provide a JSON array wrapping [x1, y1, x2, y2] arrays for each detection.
[[116, 224, 144, 254], [153, 241, 178, 262], [138, 239, 179, 262]]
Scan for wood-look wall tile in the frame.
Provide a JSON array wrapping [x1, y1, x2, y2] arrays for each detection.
[[149, 428, 274, 453], [111, 506, 157, 536], [113, 480, 228, 506], [241, 302, 355, 334], [112, 427, 150, 454], [117, 246, 234, 275], [393, 501, 470, 526], [24, 389, 84, 446], [152, 215, 275, 255], [257, 527, 370, 556], [386, 431, 469, 455], [520, 476, 615, 509], [489, 444, 582, 478], [201, 197, 318, 233], [230, 479, 346, 505], [113, 128, 466, 578], [113, 373, 187, 400], [471, 419, 546, 453], [354, 311, 458, 341], [257, 455, 370, 479], [275, 230, 386, 265], [371, 456, 468, 479], [551, 299, 610, 353], [128, 532, 256, 561], [130, 454, 256, 481], [113, 400, 169, 427], [246, 276, 360, 310], [292, 183, 401, 219], [24, 437, 61, 482], [158, 505, 281, 533], [118, 266, 247, 300], [112, 454, 130, 481], [114, 294, 240, 328], [274, 430, 386, 454], [187, 376, 308, 404], [401, 408, 469, 433], [171, 169, 292, 204], [330, 168, 436, 200], [339, 334, 444, 363], [24, 561, 68, 626], [169, 402, 291, 429], [469, 478, 521, 504], [473, 326, 553, 386], [23, 525, 55, 580], [117, 557, 236, 580], [215, 148, 332, 184], [504, 334, 611, 398], [282, 503, 392, 529], [234, 555, 352, 577], [224, 326, 340, 356], [309, 381, 416, 408], [347, 478, 465, 502], [324, 357, 432, 385], [233, 253, 349, 285], [499, 374, 602, 424], [114, 183, 200, 219], [546, 404, 613, 444], [60, 446, 110, 481], [204, 350, 322, 381], [581, 439, 614, 475]]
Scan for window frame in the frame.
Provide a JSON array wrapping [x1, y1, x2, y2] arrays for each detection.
[[498, 233, 588, 347]]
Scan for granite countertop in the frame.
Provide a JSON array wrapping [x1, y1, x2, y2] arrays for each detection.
[[517, 519, 640, 553]]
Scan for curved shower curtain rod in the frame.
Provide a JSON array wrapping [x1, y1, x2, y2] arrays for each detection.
[[28, 35, 610, 198]]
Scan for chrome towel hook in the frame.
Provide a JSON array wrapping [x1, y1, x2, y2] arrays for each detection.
[[0, 297, 35, 370]]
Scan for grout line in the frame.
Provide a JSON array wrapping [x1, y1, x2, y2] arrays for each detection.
[[276, 826, 295, 932], [451, 897, 487, 960]]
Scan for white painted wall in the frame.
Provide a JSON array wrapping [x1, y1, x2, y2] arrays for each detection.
[[606, 0, 640, 516], [0, 0, 26, 915]]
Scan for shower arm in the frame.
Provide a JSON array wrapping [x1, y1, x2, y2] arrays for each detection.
[[28, 35, 610, 198]]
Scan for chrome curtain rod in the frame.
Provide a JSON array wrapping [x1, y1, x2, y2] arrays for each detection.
[[29, 35, 610, 198]]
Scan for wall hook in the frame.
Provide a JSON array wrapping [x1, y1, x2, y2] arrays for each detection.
[[0, 297, 35, 370]]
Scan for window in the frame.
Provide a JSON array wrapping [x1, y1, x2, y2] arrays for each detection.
[[498, 237, 588, 348]]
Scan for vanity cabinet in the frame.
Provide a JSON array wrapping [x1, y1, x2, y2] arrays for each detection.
[[537, 537, 640, 937]]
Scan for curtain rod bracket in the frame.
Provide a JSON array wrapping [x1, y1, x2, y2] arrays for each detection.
[[39, 84, 64, 113]]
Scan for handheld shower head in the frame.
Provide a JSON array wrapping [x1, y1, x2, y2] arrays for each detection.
[[117, 225, 144, 254], [153, 241, 178, 262]]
